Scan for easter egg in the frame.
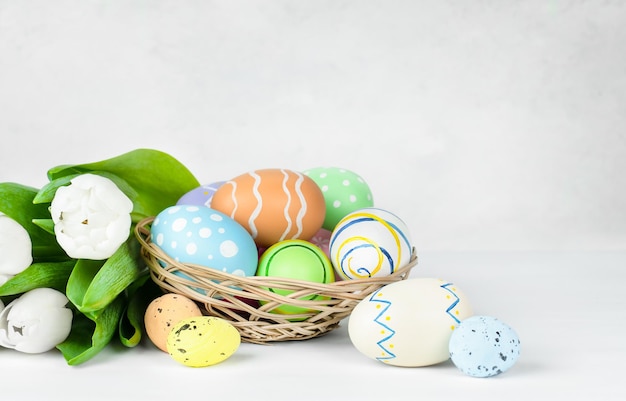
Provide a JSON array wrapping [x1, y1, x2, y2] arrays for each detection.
[[176, 181, 225, 207], [348, 278, 473, 367], [329, 207, 412, 280], [256, 239, 335, 316], [151, 205, 258, 279], [166, 316, 241, 367], [304, 167, 374, 231], [449, 315, 521, 377], [211, 168, 326, 248], [308, 228, 332, 259], [144, 293, 203, 352]]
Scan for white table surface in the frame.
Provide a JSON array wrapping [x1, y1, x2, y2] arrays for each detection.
[[2, 250, 623, 401]]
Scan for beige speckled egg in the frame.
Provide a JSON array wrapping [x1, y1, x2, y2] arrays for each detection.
[[144, 293, 203, 352], [211, 168, 326, 248]]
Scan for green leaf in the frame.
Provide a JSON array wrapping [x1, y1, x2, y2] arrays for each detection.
[[0, 260, 76, 296], [65, 259, 103, 313], [45, 148, 200, 218], [32, 174, 76, 204], [0, 182, 42, 224], [56, 296, 125, 366], [32, 218, 55, 235], [46, 164, 85, 180], [118, 274, 162, 347], [0, 182, 65, 260], [118, 297, 143, 347], [66, 238, 144, 315]]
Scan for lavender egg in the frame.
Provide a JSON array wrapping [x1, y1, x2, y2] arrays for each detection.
[[449, 315, 521, 378], [176, 181, 225, 207]]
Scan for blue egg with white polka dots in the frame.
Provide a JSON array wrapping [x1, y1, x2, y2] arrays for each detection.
[[449, 315, 521, 378], [151, 205, 258, 279]]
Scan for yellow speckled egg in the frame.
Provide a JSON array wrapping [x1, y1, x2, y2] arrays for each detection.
[[144, 293, 203, 352], [166, 316, 241, 367]]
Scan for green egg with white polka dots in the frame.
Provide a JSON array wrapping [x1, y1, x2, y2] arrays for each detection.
[[166, 316, 241, 367], [304, 167, 374, 231]]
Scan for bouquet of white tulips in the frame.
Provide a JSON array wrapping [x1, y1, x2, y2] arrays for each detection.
[[0, 149, 199, 365]]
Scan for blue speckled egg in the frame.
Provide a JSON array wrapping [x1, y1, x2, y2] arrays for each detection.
[[449, 315, 521, 378], [151, 205, 258, 278], [176, 181, 225, 207]]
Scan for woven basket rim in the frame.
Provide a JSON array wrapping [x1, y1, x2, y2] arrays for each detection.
[[135, 216, 417, 285], [134, 215, 418, 343]]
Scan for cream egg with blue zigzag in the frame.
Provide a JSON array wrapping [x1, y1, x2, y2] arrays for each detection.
[[348, 278, 473, 367]]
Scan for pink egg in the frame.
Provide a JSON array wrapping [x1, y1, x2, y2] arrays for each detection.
[[309, 228, 343, 281], [309, 228, 332, 258]]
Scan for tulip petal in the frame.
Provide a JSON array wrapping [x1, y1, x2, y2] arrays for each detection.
[[50, 174, 133, 260], [0, 288, 72, 354], [0, 214, 33, 275]]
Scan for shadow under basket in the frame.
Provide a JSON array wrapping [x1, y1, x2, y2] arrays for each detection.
[[135, 216, 418, 344]]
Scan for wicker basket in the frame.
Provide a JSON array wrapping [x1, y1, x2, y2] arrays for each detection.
[[135, 216, 417, 344]]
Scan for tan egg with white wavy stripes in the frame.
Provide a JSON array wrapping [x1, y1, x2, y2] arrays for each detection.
[[211, 168, 326, 248]]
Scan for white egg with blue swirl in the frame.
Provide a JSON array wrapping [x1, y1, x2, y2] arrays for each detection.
[[151, 205, 258, 281], [329, 207, 412, 280]]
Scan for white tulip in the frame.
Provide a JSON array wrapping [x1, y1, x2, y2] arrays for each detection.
[[50, 173, 133, 260], [0, 288, 73, 353], [0, 213, 33, 285]]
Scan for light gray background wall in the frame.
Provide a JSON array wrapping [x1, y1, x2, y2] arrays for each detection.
[[1, 0, 624, 252]]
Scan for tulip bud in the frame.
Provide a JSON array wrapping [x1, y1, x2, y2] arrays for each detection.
[[50, 173, 133, 260], [0, 213, 33, 286], [0, 288, 73, 353]]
